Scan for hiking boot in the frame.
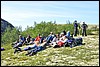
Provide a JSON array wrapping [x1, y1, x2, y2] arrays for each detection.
[[25, 50, 32, 55], [29, 52, 36, 56], [18, 48, 22, 52], [28, 52, 34, 56], [14, 50, 18, 54], [25, 53, 30, 55]]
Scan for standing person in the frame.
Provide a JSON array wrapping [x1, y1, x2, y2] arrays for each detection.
[[81, 22, 88, 36], [73, 20, 78, 36]]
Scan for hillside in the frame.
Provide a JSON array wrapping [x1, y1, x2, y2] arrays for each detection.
[[1, 18, 14, 34], [1, 35, 99, 66]]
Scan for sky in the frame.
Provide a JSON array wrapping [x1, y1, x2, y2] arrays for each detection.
[[1, 1, 99, 31]]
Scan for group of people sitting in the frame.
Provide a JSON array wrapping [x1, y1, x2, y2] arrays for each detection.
[[12, 30, 83, 56]]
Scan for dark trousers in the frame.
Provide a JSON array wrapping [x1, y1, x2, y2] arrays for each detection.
[[74, 28, 78, 36], [82, 29, 87, 36]]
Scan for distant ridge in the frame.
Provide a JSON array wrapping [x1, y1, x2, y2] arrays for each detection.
[[1, 18, 15, 34]]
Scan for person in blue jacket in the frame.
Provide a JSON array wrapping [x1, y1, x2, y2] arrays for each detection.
[[73, 20, 78, 36]]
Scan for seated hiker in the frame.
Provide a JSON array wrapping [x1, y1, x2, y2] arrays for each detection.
[[12, 39, 19, 47], [14, 37, 41, 54], [51, 35, 68, 48], [50, 34, 59, 45], [35, 34, 41, 41], [14, 39, 47, 56], [34, 34, 42, 44], [52, 34, 59, 42], [59, 32, 65, 41], [14, 43, 38, 54], [26, 35, 31, 43], [26, 38, 35, 45], [26, 34, 41, 45], [39, 36, 46, 44], [46, 32, 54, 43], [13, 36, 46, 54], [13, 35, 25, 48], [25, 41, 47, 56]]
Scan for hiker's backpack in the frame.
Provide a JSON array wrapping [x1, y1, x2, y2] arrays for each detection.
[[64, 37, 83, 48], [75, 37, 83, 45], [67, 40, 77, 48]]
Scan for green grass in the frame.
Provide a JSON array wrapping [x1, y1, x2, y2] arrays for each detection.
[[1, 35, 99, 66]]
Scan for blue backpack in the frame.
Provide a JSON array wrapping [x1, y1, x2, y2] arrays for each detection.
[[75, 37, 83, 45], [1, 47, 5, 51]]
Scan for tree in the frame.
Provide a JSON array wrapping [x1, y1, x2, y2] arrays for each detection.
[[1, 26, 20, 45]]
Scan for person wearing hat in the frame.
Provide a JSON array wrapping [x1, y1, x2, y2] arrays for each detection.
[[73, 20, 78, 36], [81, 22, 88, 36], [59, 32, 65, 41]]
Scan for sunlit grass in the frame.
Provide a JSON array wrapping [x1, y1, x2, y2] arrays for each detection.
[[1, 35, 99, 66]]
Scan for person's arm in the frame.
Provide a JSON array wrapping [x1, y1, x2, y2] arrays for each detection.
[[40, 42, 47, 47]]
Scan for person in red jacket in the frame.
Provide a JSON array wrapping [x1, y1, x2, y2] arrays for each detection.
[[34, 34, 42, 45], [34, 34, 41, 41]]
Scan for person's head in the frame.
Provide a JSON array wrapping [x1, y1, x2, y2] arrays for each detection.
[[63, 30, 66, 35], [74, 20, 77, 22], [83, 22, 85, 24], [60, 32, 64, 37], [19, 35, 22, 38], [38, 34, 40, 36], [49, 32, 53, 36], [27, 35, 30, 38], [50, 32, 53, 34], [55, 34, 58, 37], [64, 35, 68, 40]]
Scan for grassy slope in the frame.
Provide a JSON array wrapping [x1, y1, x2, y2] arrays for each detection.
[[1, 35, 99, 66]]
